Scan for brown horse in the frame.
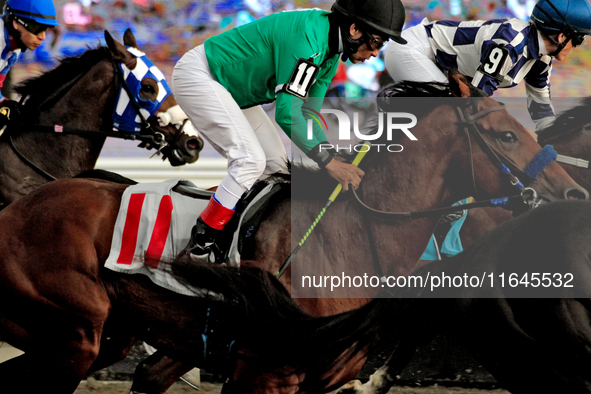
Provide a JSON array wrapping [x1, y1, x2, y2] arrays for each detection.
[[0, 177, 414, 394], [342, 97, 591, 394], [0, 29, 203, 211], [457, 96, 591, 248], [127, 75, 588, 393]]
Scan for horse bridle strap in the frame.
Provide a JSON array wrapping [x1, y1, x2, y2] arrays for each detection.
[[456, 104, 530, 194], [8, 134, 56, 181], [7, 121, 166, 146]]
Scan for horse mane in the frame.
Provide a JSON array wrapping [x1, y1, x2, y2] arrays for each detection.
[[537, 97, 591, 144], [377, 79, 486, 116], [14, 46, 110, 107]]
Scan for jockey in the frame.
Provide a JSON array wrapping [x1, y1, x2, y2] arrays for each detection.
[[384, 0, 591, 131], [172, 0, 406, 263], [0, 0, 59, 119]]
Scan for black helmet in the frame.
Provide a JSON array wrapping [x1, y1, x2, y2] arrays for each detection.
[[332, 0, 407, 44]]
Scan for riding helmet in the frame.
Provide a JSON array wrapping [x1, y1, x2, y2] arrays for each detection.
[[531, 0, 591, 36], [5, 0, 59, 27], [332, 0, 407, 44]]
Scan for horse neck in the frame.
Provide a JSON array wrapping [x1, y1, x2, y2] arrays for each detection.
[[355, 107, 475, 276], [21, 58, 117, 177]]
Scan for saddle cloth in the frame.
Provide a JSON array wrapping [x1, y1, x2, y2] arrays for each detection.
[[104, 178, 280, 296]]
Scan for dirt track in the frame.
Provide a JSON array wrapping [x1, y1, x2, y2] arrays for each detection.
[[73, 379, 510, 394]]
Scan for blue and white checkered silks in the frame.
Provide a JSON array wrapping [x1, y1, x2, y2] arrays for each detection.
[[423, 18, 555, 129], [112, 47, 172, 134]]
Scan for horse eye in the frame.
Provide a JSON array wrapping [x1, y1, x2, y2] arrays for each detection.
[[498, 132, 516, 143], [141, 84, 157, 94]]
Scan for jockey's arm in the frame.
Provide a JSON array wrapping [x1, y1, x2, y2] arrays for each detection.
[[275, 64, 364, 190], [524, 62, 556, 131], [273, 35, 335, 159]]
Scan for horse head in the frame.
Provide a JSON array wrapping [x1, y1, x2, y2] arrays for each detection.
[[446, 71, 588, 203], [105, 29, 203, 166]]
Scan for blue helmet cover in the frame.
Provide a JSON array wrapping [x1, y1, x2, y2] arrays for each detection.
[[7, 0, 59, 26], [532, 0, 591, 35]]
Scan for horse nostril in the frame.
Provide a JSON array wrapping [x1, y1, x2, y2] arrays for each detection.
[[186, 138, 201, 151], [566, 188, 589, 200]]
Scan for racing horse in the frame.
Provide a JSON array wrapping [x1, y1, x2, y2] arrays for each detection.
[[456, 96, 591, 248], [403, 199, 591, 394], [339, 97, 591, 394], [127, 74, 588, 393], [0, 29, 203, 211], [0, 178, 413, 394]]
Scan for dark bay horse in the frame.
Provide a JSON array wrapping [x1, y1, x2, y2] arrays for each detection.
[[406, 200, 591, 393], [127, 74, 589, 393], [0, 29, 203, 210], [0, 178, 414, 394]]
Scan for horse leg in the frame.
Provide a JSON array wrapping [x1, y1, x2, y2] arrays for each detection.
[[87, 335, 137, 374], [337, 338, 419, 394], [0, 344, 99, 394], [130, 351, 193, 394]]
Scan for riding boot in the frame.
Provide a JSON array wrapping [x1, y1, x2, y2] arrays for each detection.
[[183, 197, 235, 264]]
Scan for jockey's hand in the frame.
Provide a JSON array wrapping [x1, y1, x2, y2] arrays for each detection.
[[0, 100, 21, 125], [325, 158, 364, 191]]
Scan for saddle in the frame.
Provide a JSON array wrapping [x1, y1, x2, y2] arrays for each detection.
[[175, 177, 289, 265]]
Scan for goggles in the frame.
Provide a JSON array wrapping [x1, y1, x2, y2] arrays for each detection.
[[571, 33, 586, 47], [364, 32, 386, 51], [15, 16, 50, 35]]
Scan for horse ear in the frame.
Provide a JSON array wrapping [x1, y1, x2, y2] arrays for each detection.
[[448, 70, 472, 98], [123, 28, 139, 49], [105, 30, 136, 67]]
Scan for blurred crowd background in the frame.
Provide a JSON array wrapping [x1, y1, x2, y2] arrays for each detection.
[[10, 0, 591, 100]]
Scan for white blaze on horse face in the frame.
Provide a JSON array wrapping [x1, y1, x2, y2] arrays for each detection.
[[156, 105, 200, 137], [182, 120, 199, 137], [157, 105, 188, 126]]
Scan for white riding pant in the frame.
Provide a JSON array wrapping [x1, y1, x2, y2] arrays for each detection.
[[171, 45, 288, 209], [384, 20, 447, 84]]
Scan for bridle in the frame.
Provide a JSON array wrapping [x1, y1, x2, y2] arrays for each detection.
[[4, 48, 172, 181], [352, 98, 558, 219], [352, 99, 558, 281]]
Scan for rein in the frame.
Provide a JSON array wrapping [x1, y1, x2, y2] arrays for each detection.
[[5, 50, 168, 180]]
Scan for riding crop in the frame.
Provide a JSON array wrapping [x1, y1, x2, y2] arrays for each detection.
[[276, 141, 372, 278]]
